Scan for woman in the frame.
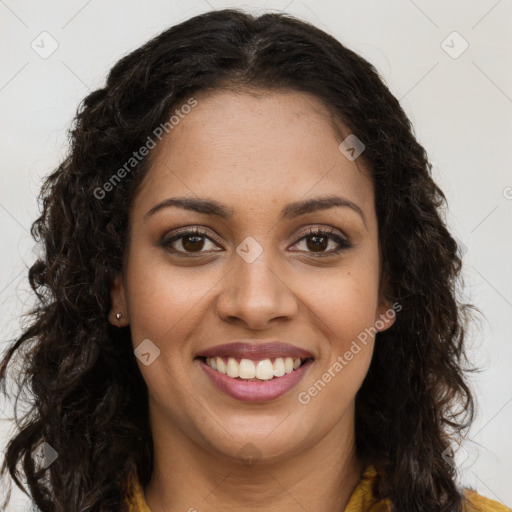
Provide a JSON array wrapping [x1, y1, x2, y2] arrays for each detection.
[[0, 8, 508, 512]]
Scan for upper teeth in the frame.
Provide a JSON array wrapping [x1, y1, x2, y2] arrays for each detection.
[[206, 356, 303, 380]]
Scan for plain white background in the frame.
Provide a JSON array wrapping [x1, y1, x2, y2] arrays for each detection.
[[1, 1, 511, 510]]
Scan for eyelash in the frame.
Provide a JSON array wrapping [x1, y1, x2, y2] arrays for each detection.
[[160, 226, 352, 257]]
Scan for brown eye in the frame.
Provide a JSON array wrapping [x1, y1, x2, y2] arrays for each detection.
[[291, 227, 351, 256], [160, 228, 222, 254]]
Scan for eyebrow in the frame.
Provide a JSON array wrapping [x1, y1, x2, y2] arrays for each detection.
[[145, 195, 367, 228]]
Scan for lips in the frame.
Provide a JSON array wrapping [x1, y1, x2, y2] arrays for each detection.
[[195, 340, 314, 402]]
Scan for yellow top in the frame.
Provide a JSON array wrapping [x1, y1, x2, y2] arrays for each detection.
[[124, 465, 510, 512]]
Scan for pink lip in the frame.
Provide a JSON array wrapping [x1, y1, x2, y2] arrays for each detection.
[[196, 340, 314, 360], [198, 358, 313, 402]]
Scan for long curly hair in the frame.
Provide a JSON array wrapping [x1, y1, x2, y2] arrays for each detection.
[[0, 8, 476, 512]]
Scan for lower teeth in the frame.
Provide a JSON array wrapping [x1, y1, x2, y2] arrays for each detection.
[[234, 376, 277, 382]]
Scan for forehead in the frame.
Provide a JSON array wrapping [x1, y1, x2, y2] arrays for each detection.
[[133, 89, 373, 219]]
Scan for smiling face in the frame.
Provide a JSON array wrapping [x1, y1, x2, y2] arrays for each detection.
[[109, 88, 395, 465]]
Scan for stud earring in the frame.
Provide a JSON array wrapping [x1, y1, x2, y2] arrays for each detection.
[[115, 312, 124, 327]]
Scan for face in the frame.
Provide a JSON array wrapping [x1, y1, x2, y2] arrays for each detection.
[[109, 89, 395, 464]]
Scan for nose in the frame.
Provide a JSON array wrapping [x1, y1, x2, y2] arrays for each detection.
[[215, 245, 299, 331]]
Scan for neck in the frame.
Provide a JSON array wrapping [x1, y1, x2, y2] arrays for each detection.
[[143, 406, 364, 512]]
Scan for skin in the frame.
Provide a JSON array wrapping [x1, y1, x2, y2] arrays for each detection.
[[109, 89, 395, 512]]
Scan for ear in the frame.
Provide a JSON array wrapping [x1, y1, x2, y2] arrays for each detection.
[[375, 272, 398, 333], [108, 274, 129, 327]]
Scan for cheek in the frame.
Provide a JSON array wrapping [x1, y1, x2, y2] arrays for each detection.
[[322, 280, 378, 327], [124, 251, 214, 343], [305, 262, 381, 344]]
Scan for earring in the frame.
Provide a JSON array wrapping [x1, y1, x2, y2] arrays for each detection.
[[115, 312, 124, 327]]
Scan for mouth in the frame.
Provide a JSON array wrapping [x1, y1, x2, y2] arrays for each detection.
[[194, 341, 315, 402]]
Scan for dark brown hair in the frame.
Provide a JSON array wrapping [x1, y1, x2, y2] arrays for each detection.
[[1, 8, 476, 511]]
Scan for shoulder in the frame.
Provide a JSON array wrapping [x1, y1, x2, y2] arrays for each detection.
[[462, 488, 510, 512]]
